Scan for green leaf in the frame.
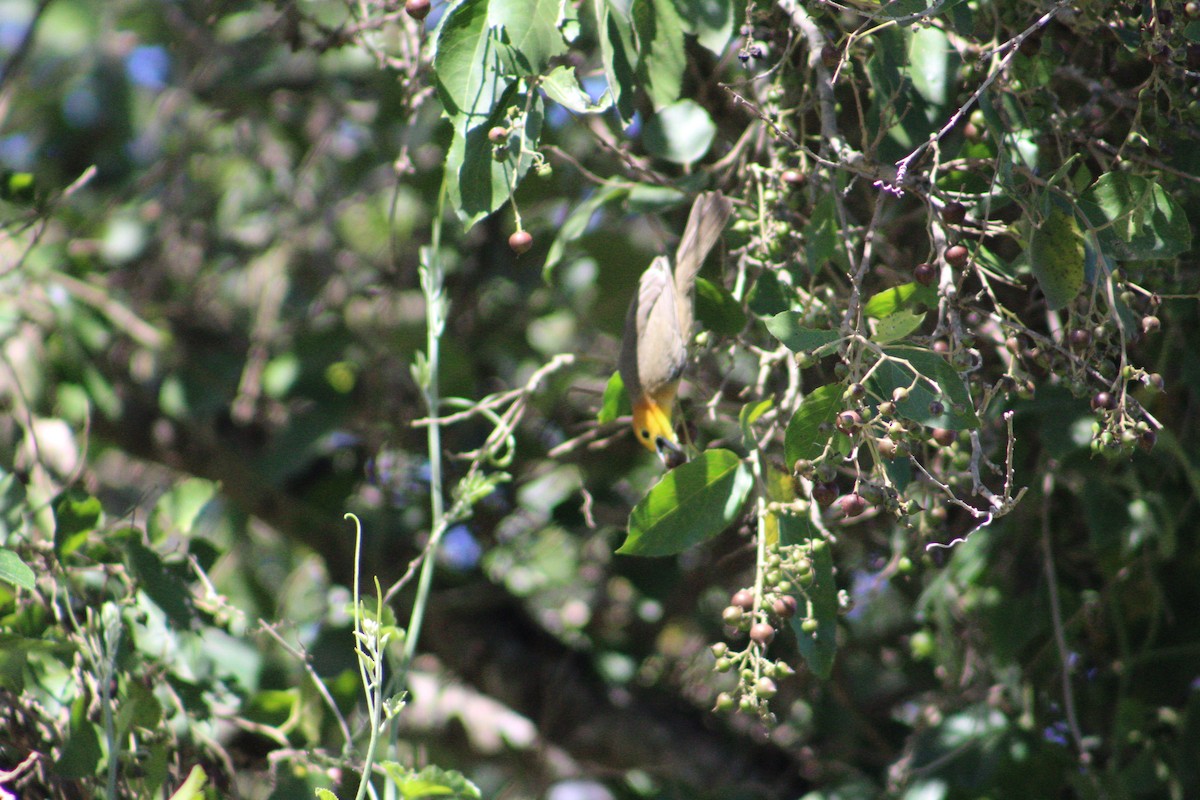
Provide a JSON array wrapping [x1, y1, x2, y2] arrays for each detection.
[[540, 65, 612, 114], [781, 516, 838, 679], [626, 183, 686, 212], [863, 282, 938, 318], [0, 549, 35, 591], [598, 371, 630, 424], [150, 478, 216, 543], [747, 270, 789, 317], [54, 490, 103, 558], [632, 0, 686, 110], [380, 763, 482, 799], [740, 398, 774, 449], [642, 100, 716, 164], [125, 540, 197, 629], [784, 383, 843, 465], [168, 765, 208, 800], [871, 309, 925, 344], [619, 449, 752, 556], [694, 277, 746, 336], [671, 0, 734, 55], [445, 86, 545, 227], [596, 0, 638, 125], [766, 313, 841, 355], [0, 468, 27, 539], [55, 696, 103, 779], [1080, 172, 1192, 260], [433, 0, 506, 121], [116, 678, 163, 736], [1029, 206, 1086, 311], [544, 185, 627, 277], [315, 790, 339, 800], [907, 24, 957, 111], [804, 194, 840, 268], [871, 347, 979, 430]]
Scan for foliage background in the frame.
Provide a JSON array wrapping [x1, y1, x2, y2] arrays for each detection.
[[1, 0, 1199, 798]]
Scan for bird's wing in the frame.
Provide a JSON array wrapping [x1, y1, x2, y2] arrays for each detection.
[[672, 191, 733, 335], [618, 256, 687, 399]]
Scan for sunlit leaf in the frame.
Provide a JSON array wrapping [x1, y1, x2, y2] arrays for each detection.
[[632, 0, 685, 110], [598, 371, 630, 424], [1080, 172, 1192, 260], [766, 314, 841, 355], [1029, 206, 1085, 311], [619, 449, 752, 556], [0, 549, 35, 592], [643, 100, 716, 164], [784, 384, 843, 465]]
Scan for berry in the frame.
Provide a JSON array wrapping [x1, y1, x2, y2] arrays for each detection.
[[772, 595, 798, 618], [942, 202, 967, 225], [754, 677, 778, 699], [840, 493, 867, 517], [811, 481, 838, 508], [1068, 328, 1091, 348], [508, 230, 533, 254], [781, 168, 807, 187], [1091, 391, 1117, 411], [731, 589, 755, 611], [931, 428, 957, 447], [820, 45, 839, 69], [1142, 315, 1161, 334], [487, 126, 509, 143], [749, 622, 776, 646], [913, 263, 936, 286], [945, 244, 969, 268], [721, 606, 745, 626], [405, 0, 431, 20], [836, 409, 862, 433]]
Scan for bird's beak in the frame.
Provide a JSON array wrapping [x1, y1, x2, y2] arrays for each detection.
[[655, 436, 687, 469]]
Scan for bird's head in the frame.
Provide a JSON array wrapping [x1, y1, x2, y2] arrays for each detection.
[[632, 389, 686, 467]]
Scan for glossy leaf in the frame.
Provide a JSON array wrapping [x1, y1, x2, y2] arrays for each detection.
[[54, 490, 103, 559], [784, 383, 843, 465], [380, 763, 483, 799], [863, 282, 938, 318], [598, 371, 630, 425], [1029, 206, 1085, 311], [671, 0, 734, 55], [871, 309, 925, 344], [541, 65, 613, 114], [740, 397, 774, 449], [766, 313, 841, 356], [619, 449, 752, 556], [596, 0, 638, 125], [0, 549, 35, 592], [632, 0, 685, 110], [125, 540, 197, 629], [747, 270, 789, 317]]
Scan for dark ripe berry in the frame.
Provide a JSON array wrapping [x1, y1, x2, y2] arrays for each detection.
[[942, 202, 967, 225], [1068, 328, 1091, 348], [913, 263, 936, 286], [840, 493, 867, 517], [731, 589, 755, 611], [928, 400, 945, 416], [750, 622, 776, 645], [820, 44, 839, 69], [945, 244, 969, 268], [1148, 373, 1165, 391], [1005, 336, 1021, 354], [781, 168, 807, 187], [1091, 391, 1117, 411], [1138, 429, 1158, 452], [508, 230, 533, 254], [772, 595, 798, 618], [847, 382, 866, 399], [1142, 315, 1161, 334], [811, 481, 838, 508], [405, 0, 431, 20], [487, 126, 509, 143], [932, 340, 949, 354], [836, 410, 862, 433], [931, 428, 957, 447]]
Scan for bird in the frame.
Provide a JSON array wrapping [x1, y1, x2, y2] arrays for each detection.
[[618, 191, 733, 466]]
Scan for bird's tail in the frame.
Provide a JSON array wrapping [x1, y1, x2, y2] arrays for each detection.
[[673, 191, 734, 297]]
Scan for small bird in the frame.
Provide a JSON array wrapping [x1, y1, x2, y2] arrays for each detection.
[[618, 191, 733, 465]]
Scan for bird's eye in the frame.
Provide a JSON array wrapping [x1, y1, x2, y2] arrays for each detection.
[[639, 429, 651, 440]]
